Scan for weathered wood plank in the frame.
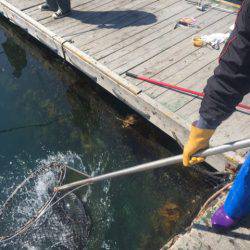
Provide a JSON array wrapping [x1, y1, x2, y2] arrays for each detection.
[[76, 0, 183, 51], [83, 0, 192, 57], [41, 0, 116, 28], [6, 0, 43, 11], [156, 60, 217, 112], [25, 0, 97, 22], [144, 53, 216, 101], [105, 9, 227, 74], [45, 0, 143, 33], [125, 14, 234, 81], [60, 0, 158, 41], [39, 0, 118, 25], [25, 0, 92, 14], [142, 15, 234, 99], [121, 12, 234, 102], [152, 30, 234, 113], [99, 5, 203, 67]]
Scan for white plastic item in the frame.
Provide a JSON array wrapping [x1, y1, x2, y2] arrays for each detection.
[[201, 33, 230, 48]]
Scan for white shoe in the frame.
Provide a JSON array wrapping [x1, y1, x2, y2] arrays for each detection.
[[52, 9, 70, 19]]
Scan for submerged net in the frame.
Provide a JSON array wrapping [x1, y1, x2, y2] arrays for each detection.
[[0, 162, 90, 249]]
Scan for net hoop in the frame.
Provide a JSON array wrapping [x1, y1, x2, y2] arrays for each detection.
[[0, 162, 66, 243]]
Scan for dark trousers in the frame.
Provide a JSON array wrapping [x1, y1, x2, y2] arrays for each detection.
[[46, 0, 71, 13]]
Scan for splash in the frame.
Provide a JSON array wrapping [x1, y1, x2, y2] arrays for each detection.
[[0, 152, 90, 249], [39, 151, 87, 172], [39, 151, 94, 202]]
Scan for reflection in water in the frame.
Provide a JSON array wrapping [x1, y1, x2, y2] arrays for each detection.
[[2, 37, 27, 78], [0, 17, 216, 249]]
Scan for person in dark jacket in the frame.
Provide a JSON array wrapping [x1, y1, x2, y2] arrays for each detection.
[[39, 0, 71, 19], [183, 0, 250, 230]]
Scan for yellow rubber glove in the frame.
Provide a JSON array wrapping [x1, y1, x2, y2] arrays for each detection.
[[183, 124, 215, 167]]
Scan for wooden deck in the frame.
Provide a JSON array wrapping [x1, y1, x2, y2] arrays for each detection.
[[1, 0, 249, 170]]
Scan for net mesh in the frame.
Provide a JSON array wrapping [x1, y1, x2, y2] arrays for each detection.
[[0, 162, 90, 249]]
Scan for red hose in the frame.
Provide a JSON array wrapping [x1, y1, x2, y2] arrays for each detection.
[[126, 72, 250, 111]]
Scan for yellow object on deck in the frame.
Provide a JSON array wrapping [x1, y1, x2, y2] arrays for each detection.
[[193, 36, 204, 47]]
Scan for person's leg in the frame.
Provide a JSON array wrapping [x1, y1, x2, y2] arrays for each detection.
[[58, 0, 71, 13], [212, 153, 250, 230], [52, 0, 71, 18], [224, 153, 250, 218], [39, 0, 58, 11], [52, 0, 71, 19]]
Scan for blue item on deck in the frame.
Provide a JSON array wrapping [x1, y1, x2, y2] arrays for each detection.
[[224, 153, 250, 219]]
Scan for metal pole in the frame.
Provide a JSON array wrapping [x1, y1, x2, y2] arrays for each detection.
[[55, 139, 250, 192]]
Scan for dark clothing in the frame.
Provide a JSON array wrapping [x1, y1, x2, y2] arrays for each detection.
[[46, 0, 71, 13], [200, 0, 250, 124]]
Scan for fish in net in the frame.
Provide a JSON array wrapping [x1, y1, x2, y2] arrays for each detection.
[[0, 162, 91, 249]]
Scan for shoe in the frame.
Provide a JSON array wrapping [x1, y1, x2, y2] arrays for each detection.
[[39, 3, 50, 11], [52, 9, 71, 19], [211, 205, 238, 231]]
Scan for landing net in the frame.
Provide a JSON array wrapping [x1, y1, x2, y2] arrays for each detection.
[[0, 162, 90, 249]]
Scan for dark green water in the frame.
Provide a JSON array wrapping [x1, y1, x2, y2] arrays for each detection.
[[0, 18, 214, 249]]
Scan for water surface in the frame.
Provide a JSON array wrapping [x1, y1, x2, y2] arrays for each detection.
[[0, 18, 214, 249]]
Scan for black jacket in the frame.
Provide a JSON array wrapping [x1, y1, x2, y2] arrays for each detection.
[[200, 0, 250, 123]]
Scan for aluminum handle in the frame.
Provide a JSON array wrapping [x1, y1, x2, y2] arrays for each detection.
[[55, 138, 250, 192]]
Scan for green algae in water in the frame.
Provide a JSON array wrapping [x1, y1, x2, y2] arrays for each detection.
[[0, 17, 215, 249]]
